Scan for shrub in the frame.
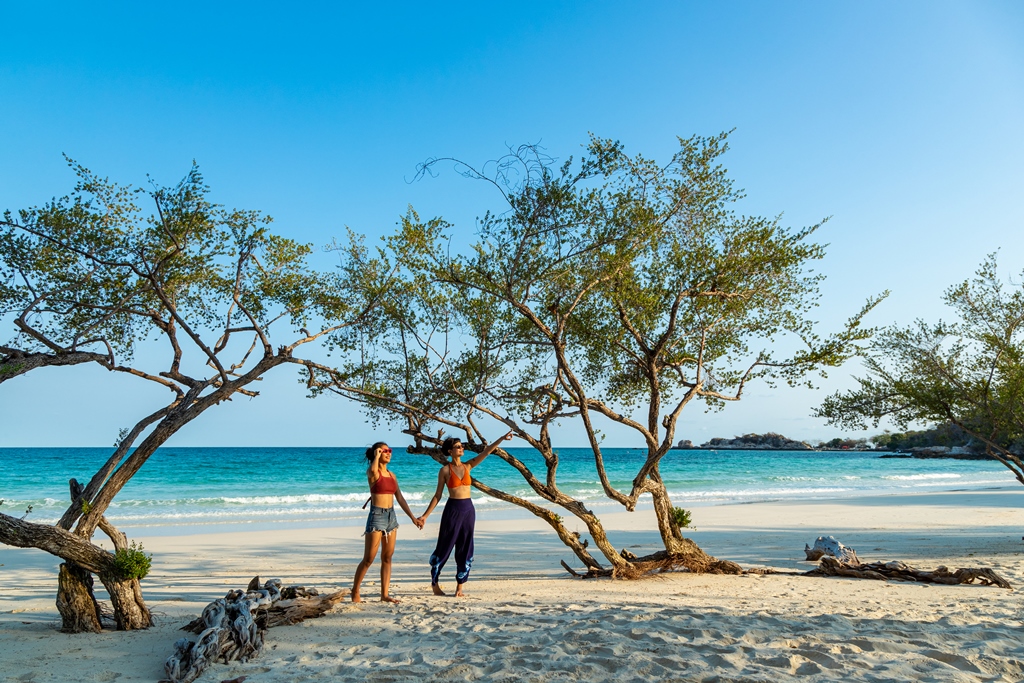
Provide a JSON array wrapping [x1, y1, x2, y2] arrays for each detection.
[[114, 541, 152, 580], [672, 507, 693, 530]]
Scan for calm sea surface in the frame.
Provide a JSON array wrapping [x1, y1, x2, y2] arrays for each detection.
[[0, 447, 1015, 534]]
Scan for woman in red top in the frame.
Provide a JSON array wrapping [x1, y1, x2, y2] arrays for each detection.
[[352, 442, 422, 603], [417, 431, 513, 597]]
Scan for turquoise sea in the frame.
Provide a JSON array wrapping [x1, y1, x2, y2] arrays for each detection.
[[0, 447, 1016, 534]]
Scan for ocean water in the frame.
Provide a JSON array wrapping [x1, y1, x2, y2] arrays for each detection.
[[0, 447, 1015, 534]]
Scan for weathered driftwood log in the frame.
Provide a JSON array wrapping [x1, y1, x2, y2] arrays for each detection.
[[164, 576, 348, 683], [804, 535, 860, 564], [807, 554, 1013, 589]]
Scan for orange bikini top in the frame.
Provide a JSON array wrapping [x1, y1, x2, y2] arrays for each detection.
[[447, 465, 471, 488], [370, 471, 397, 494]]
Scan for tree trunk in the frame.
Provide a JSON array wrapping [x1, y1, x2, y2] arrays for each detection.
[[0, 512, 153, 631], [649, 472, 684, 550], [566, 503, 630, 572], [98, 573, 152, 630], [646, 478, 742, 575], [56, 562, 103, 633]]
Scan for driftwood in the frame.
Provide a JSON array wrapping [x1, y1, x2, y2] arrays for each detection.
[[805, 546, 1013, 590], [163, 576, 348, 683]]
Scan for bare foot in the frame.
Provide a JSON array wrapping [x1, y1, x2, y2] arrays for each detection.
[[381, 595, 402, 603], [454, 584, 467, 598], [431, 583, 446, 596], [351, 592, 362, 603]]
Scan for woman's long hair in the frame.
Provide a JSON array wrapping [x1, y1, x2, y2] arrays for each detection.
[[440, 437, 462, 459]]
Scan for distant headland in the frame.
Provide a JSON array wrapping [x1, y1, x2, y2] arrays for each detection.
[[673, 429, 994, 459], [674, 432, 813, 451]]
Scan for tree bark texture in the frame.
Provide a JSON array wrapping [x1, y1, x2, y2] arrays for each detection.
[[0, 349, 110, 385], [56, 562, 103, 633], [99, 573, 152, 630]]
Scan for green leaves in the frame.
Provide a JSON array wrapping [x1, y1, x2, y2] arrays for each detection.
[[2, 159, 379, 391], [340, 133, 876, 454], [817, 255, 1024, 484], [113, 541, 152, 580]]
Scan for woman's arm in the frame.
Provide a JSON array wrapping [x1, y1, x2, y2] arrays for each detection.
[[418, 467, 447, 522], [464, 430, 514, 469], [366, 450, 382, 486], [393, 479, 423, 529]]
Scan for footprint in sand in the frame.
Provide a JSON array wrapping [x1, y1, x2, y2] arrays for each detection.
[[790, 648, 843, 670]]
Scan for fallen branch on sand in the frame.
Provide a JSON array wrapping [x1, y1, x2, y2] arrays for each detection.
[[803, 537, 1013, 589], [808, 556, 1013, 589], [162, 576, 347, 683]]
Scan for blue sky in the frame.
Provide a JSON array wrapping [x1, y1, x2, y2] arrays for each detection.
[[2, 1, 1023, 447]]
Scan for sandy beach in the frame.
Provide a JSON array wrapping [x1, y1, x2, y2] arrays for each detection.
[[2, 488, 1022, 683]]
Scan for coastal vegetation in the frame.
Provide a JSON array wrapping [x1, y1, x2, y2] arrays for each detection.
[[818, 256, 1024, 487], [306, 133, 883, 577], [869, 423, 975, 451], [0, 163, 388, 631]]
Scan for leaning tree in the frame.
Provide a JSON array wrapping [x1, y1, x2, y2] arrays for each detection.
[[817, 255, 1024, 487], [308, 134, 882, 577], [0, 162, 390, 631]]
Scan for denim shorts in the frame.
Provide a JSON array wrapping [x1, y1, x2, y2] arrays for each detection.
[[364, 505, 399, 536]]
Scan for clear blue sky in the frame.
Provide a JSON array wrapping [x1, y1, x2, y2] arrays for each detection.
[[2, 1, 1023, 447]]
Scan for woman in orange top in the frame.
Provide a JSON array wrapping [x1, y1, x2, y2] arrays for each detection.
[[417, 431, 513, 597], [352, 442, 422, 603]]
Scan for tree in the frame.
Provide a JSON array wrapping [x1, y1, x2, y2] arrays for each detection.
[[818, 255, 1024, 486], [309, 134, 881, 577], [1, 168, 139, 381], [0, 162, 388, 631], [869, 424, 973, 451]]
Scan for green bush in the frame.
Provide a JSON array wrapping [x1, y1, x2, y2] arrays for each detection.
[[114, 541, 152, 580], [672, 507, 693, 530]]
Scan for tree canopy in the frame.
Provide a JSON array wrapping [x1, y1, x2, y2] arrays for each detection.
[[310, 133, 882, 576], [0, 160, 388, 630], [817, 255, 1024, 486]]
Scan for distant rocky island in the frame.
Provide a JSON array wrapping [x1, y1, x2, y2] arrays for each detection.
[[671, 423, 1010, 459], [675, 432, 813, 451]]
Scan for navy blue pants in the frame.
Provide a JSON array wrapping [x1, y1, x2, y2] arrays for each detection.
[[430, 498, 475, 585]]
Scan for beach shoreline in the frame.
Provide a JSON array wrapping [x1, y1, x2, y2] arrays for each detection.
[[2, 487, 1022, 682]]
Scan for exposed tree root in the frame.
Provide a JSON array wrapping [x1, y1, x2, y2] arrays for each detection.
[[561, 548, 745, 579]]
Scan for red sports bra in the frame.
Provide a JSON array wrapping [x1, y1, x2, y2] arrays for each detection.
[[447, 465, 471, 488], [370, 471, 397, 494]]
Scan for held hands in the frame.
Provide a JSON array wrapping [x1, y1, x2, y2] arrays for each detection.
[[415, 515, 427, 529]]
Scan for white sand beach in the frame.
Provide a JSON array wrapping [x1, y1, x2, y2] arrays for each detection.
[[2, 488, 1023, 683]]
